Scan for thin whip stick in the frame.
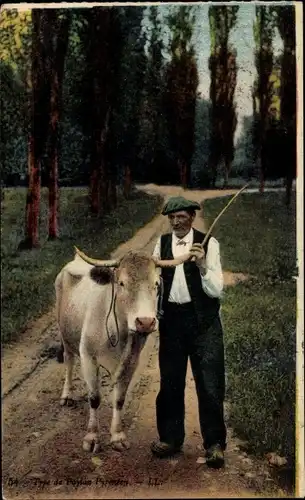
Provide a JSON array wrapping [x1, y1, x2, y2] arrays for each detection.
[[191, 183, 249, 260]]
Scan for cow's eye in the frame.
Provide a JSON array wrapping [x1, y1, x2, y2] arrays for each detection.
[[119, 281, 125, 287]]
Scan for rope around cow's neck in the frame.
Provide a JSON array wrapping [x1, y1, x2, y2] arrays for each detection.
[[105, 279, 120, 348], [157, 276, 164, 320]]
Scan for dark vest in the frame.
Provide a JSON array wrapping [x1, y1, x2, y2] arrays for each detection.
[[160, 228, 220, 323]]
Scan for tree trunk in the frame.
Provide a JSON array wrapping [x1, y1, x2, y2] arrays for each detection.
[[48, 157, 58, 239], [285, 174, 293, 207], [259, 160, 265, 194], [258, 97, 267, 195], [99, 160, 107, 214], [209, 154, 218, 188], [19, 11, 43, 250], [111, 182, 117, 207], [99, 110, 111, 214], [179, 160, 187, 189], [106, 180, 112, 210], [19, 136, 41, 250], [48, 12, 70, 239], [48, 75, 59, 240], [89, 102, 101, 214], [223, 159, 231, 189], [258, 10, 264, 194], [107, 178, 117, 209], [278, 8, 296, 207], [123, 165, 132, 198], [89, 166, 100, 214], [259, 97, 268, 195], [89, 102, 103, 215], [88, 9, 114, 215], [258, 75, 265, 194]]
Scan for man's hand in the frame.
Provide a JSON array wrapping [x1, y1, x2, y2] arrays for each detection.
[[189, 243, 206, 269]]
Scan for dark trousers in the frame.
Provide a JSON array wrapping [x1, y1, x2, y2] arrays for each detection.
[[156, 302, 227, 450]]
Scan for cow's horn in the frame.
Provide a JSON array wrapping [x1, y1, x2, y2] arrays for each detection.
[[154, 253, 191, 268], [74, 246, 119, 267]]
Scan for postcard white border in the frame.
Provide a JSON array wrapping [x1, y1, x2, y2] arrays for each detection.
[[1, 1, 304, 497]]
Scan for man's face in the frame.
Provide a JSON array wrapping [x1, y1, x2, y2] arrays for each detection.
[[168, 210, 195, 239]]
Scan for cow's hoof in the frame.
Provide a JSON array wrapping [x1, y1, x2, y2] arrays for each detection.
[[60, 397, 74, 407], [83, 432, 101, 453], [110, 432, 130, 451]]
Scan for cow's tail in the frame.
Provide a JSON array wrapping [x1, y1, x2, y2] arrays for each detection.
[[57, 341, 65, 363], [55, 271, 64, 363]]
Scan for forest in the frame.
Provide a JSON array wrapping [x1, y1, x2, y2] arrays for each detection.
[[0, 4, 297, 248]]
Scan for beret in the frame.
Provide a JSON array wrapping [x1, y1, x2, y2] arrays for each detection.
[[161, 196, 201, 216]]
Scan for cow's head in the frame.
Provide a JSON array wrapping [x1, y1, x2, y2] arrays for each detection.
[[74, 247, 191, 336]]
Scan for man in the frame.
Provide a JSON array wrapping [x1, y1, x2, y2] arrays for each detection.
[[151, 195, 226, 468]]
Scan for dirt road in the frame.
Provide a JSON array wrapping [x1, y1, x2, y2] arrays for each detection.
[[2, 186, 288, 499]]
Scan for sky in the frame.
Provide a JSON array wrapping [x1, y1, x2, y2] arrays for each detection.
[[144, 2, 284, 141], [194, 3, 283, 139]]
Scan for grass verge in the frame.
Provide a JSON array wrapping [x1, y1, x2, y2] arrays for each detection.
[[1, 187, 163, 344], [203, 192, 296, 483]]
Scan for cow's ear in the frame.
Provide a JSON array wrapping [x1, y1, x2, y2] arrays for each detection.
[[90, 266, 114, 285]]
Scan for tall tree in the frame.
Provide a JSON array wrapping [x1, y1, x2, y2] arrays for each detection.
[[19, 9, 51, 249], [17, 9, 70, 248], [83, 8, 124, 214], [104, 8, 126, 205], [208, 5, 238, 188], [274, 5, 296, 206], [254, 57, 284, 183], [192, 97, 212, 187], [165, 6, 199, 188], [252, 6, 275, 194], [84, 8, 112, 214], [138, 6, 168, 185], [46, 10, 71, 239], [106, 6, 146, 199]]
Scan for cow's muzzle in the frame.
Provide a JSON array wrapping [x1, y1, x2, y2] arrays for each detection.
[[135, 317, 156, 335]]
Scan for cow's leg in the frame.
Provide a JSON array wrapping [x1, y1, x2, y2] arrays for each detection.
[[60, 347, 75, 406], [80, 350, 101, 453], [110, 362, 138, 451]]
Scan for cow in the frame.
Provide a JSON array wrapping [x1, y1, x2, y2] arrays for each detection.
[[55, 246, 186, 453]]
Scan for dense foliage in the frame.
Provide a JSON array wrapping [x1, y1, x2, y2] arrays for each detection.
[[252, 5, 296, 203], [208, 6, 238, 188], [164, 6, 199, 187], [0, 6, 296, 198]]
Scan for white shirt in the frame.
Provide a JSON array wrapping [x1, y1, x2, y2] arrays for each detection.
[[153, 228, 223, 303]]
